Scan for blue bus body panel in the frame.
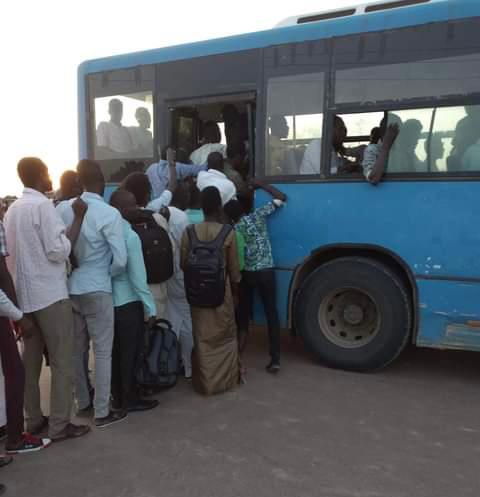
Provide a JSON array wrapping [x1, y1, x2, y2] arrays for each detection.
[[255, 181, 480, 350], [417, 280, 480, 351]]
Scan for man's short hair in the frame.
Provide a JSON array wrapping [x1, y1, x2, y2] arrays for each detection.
[[207, 152, 224, 171], [17, 157, 47, 188], [121, 172, 151, 206], [77, 160, 104, 189], [201, 186, 222, 216], [60, 170, 79, 192]]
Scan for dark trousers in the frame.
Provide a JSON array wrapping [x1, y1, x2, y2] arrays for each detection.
[[237, 269, 281, 364], [111, 302, 144, 409], [0, 317, 25, 445]]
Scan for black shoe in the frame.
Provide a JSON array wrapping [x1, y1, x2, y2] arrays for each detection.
[[30, 416, 49, 436], [0, 426, 6, 442], [266, 362, 280, 374], [95, 410, 127, 428], [0, 483, 6, 496], [127, 399, 159, 412]]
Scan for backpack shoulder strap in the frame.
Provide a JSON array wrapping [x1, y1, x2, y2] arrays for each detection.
[[187, 225, 200, 250], [211, 224, 233, 252]]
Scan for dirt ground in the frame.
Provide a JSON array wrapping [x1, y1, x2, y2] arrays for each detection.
[[3, 328, 480, 497]]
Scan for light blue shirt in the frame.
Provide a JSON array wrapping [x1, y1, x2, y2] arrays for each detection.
[[58, 192, 127, 295], [112, 219, 156, 317], [146, 160, 207, 198]]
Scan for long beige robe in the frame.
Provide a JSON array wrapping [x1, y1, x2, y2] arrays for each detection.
[[181, 222, 240, 395]]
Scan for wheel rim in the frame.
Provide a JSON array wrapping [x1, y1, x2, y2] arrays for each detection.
[[318, 287, 380, 349]]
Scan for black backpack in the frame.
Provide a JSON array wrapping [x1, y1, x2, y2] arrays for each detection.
[[131, 210, 174, 284], [184, 224, 232, 308], [136, 319, 179, 389]]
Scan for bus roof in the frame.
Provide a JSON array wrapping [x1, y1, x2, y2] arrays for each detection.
[[79, 0, 479, 76]]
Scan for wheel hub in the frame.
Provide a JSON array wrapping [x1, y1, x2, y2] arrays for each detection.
[[343, 304, 364, 325], [318, 287, 380, 349]]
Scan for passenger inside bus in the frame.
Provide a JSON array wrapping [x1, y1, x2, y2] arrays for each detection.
[[222, 104, 248, 151], [362, 115, 400, 185], [424, 133, 445, 172], [447, 105, 480, 172], [128, 107, 153, 157], [225, 141, 249, 194], [189, 121, 227, 165], [388, 119, 423, 173], [267, 115, 293, 175], [96, 98, 133, 158], [300, 115, 361, 175]]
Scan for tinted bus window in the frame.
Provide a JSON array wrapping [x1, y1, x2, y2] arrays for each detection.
[[336, 105, 480, 175], [265, 72, 324, 176], [94, 91, 154, 160]]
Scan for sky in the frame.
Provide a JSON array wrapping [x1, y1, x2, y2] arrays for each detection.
[[0, 0, 355, 197]]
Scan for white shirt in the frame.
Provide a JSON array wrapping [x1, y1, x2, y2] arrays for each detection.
[[146, 190, 172, 212], [5, 188, 71, 313], [300, 139, 342, 175], [96, 121, 133, 154], [166, 207, 189, 300], [189, 143, 227, 165], [128, 127, 153, 156], [0, 288, 23, 321], [197, 169, 236, 206]]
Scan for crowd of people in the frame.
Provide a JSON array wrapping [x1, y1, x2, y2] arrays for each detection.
[[0, 130, 286, 494]]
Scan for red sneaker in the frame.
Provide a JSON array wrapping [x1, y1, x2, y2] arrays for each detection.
[[6, 433, 51, 455]]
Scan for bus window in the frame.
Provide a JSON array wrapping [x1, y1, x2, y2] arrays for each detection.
[[265, 72, 324, 176], [385, 106, 480, 174], [94, 91, 154, 161]]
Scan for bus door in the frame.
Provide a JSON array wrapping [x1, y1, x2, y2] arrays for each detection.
[[167, 92, 256, 171]]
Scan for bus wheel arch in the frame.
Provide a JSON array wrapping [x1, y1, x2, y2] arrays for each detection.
[[290, 245, 418, 371]]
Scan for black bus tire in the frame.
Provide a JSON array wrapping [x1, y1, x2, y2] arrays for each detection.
[[294, 257, 412, 372]]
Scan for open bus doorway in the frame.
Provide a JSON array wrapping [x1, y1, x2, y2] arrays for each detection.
[[167, 93, 256, 177]]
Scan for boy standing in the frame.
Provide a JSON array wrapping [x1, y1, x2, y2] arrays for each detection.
[[235, 180, 286, 373]]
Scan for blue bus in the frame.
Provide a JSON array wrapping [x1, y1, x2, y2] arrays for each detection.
[[78, 0, 480, 371]]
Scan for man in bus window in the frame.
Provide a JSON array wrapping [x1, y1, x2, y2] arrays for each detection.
[[447, 105, 480, 172], [388, 119, 423, 173], [128, 107, 153, 158], [361, 116, 400, 185], [267, 115, 292, 175], [96, 98, 134, 159], [300, 115, 357, 175]]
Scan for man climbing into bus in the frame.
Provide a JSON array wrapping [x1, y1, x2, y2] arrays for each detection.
[[235, 180, 286, 374]]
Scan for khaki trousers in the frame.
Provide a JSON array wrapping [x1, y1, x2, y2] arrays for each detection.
[[23, 299, 74, 437]]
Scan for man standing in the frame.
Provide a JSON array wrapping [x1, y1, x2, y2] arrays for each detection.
[[235, 179, 287, 374], [59, 160, 127, 428], [4, 157, 90, 442], [197, 152, 236, 206], [109, 190, 158, 411]]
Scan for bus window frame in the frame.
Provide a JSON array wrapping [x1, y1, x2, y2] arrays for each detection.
[[86, 66, 157, 172]]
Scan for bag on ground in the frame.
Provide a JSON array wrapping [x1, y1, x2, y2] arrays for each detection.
[[184, 224, 232, 308], [136, 319, 179, 388]]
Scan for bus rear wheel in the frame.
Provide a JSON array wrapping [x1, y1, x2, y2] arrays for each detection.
[[294, 257, 411, 371]]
